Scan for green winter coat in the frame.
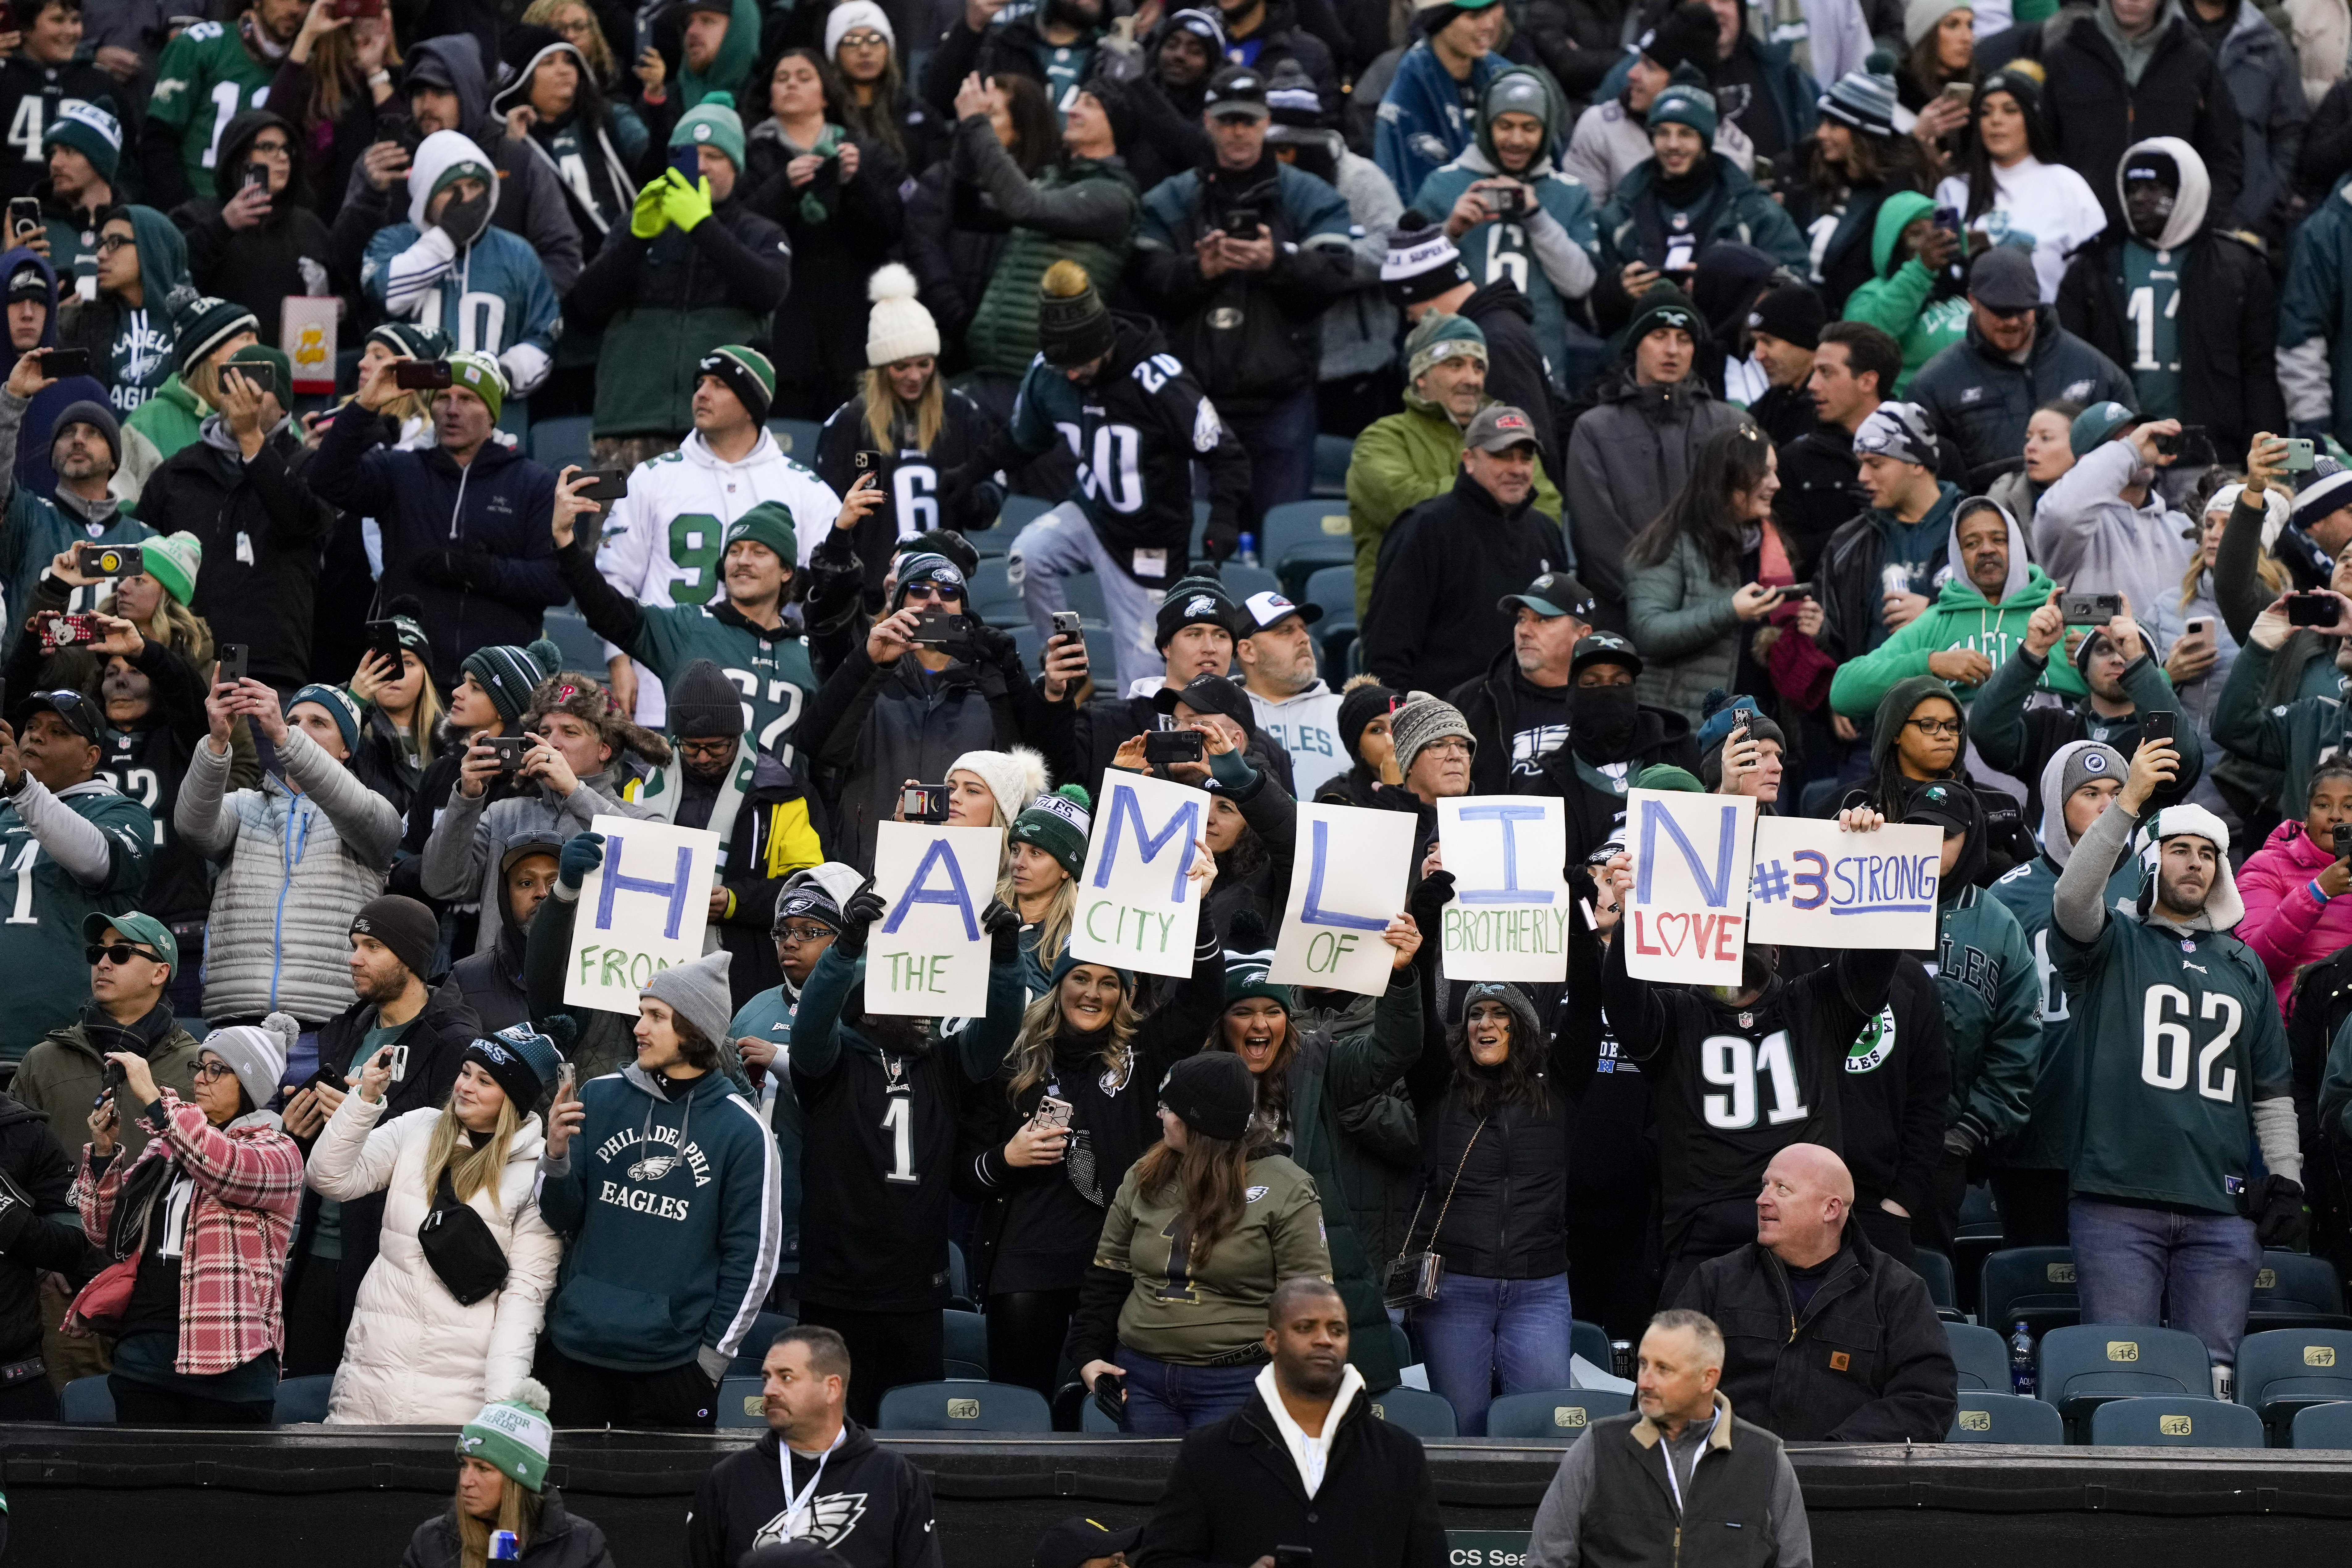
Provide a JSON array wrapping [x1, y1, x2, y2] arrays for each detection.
[[2212, 637, 2347, 815], [1624, 530, 1741, 723], [1345, 389, 1563, 616], [1841, 191, 1970, 395], [119, 373, 205, 502], [962, 157, 1137, 381], [13, 1011, 202, 1164], [1933, 887, 2042, 1150]]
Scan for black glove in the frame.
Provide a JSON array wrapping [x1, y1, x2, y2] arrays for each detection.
[[2252, 1173, 2308, 1248], [0, 1163, 33, 1253], [437, 188, 493, 248], [417, 549, 501, 592], [982, 897, 1020, 962], [832, 880, 887, 959], [1407, 869, 1456, 938], [1199, 513, 1240, 565], [969, 478, 1006, 525]]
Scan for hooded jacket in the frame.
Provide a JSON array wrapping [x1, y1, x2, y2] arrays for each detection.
[[1841, 189, 1972, 393], [424, 768, 664, 956], [1362, 467, 1572, 700], [1926, 778, 2044, 1157], [1830, 500, 2086, 716], [2058, 136, 2284, 453], [1905, 303, 2135, 482], [0, 243, 111, 499], [1676, 1221, 1958, 1441], [309, 397, 567, 689], [686, 1421, 940, 1568], [2236, 817, 2352, 1006], [2033, 435, 2198, 618], [538, 1061, 782, 1375], [0, 382, 150, 668], [56, 205, 189, 418], [1594, 152, 1811, 280], [1373, 35, 1504, 201], [174, 109, 339, 345], [394, 35, 584, 295], [1562, 369, 1752, 631]]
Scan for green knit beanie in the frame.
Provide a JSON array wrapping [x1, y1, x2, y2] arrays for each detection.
[[1009, 784, 1092, 878], [723, 501, 797, 568], [671, 88, 747, 170], [141, 531, 202, 606], [1223, 952, 1295, 1012], [447, 350, 506, 421], [1635, 764, 1706, 793], [456, 1379, 555, 1493]]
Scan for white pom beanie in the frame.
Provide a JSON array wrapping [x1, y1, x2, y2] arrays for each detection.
[[825, 0, 895, 59], [866, 262, 941, 367], [951, 747, 1050, 828]]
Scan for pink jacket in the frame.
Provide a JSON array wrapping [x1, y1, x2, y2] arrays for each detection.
[[2237, 820, 2352, 1007]]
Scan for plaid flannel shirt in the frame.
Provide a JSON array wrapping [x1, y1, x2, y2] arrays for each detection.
[[71, 1091, 305, 1376]]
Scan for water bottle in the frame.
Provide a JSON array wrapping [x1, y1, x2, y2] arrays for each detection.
[[490, 1529, 521, 1562], [2009, 1320, 2035, 1396], [1237, 531, 1259, 569]]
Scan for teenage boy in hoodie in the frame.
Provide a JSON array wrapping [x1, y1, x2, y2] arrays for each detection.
[[791, 878, 1027, 1426], [538, 933, 783, 1429], [1815, 400, 1962, 666], [0, 344, 148, 664], [2059, 139, 2281, 456], [56, 204, 187, 420], [1412, 66, 1600, 403], [1830, 497, 2084, 720], [1972, 591, 2198, 822], [2050, 734, 2302, 1384], [139, 0, 298, 205]]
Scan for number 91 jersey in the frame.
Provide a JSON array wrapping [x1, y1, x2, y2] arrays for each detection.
[[2051, 913, 2290, 1213]]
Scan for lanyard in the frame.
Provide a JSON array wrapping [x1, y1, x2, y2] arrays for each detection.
[[1660, 1407, 1717, 1515], [778, 1425, 846, 1537]]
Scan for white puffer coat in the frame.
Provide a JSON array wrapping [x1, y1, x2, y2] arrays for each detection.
[[307, 1093, 560, 1424]]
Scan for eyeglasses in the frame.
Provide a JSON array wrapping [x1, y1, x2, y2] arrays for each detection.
[[94, 234, 133, 254], [86, 943, 161, 966], [675, 736, 735, 759], [776, 924, 836, 944], [249, 139, 291, 157], [191, 1060, 237, 1083], [901, 582, 962, 605], [551, 15, 594, 36], [1422, 738, 1473, 757], [838, 29, 888, 47], [1906, 717, 1964, 738]]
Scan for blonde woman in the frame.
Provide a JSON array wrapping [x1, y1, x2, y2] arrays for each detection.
[[306, 1023, 566, 1425], [402, 1382, 613, 1567], [347, 599, 447, 818], [1002, 785, 1090, 996]]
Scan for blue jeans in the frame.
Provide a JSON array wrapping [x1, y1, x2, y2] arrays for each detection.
[[2068, 1198, 2262, 1366], [1224, 388, 1319, 530], [1412, 1271, 1574, 1436], [1010, 502, 1167, 695], [1116, 1349, 1261, 1435]]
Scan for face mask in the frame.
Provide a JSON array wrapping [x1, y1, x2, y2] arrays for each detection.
[[1573, 682, 1639, 757]]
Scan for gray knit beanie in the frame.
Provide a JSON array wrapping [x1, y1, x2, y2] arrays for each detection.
[[1389, 692, 1475, 777], [642, 948, 735, 1049]]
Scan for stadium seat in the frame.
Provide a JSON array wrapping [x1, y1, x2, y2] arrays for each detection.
[[2234, 1329, 2352, 1437], [1572, 1320, 1615, 1373], [1979, 1247, 2081, 1340], [542, 605, 606, 673], [727, 1310, 794, 1374], [1369, 1385, 1457, 1436], [60, 1375, 113, 1424], [944, 1308, 988, 1380], [969, 558, 1024, 627], [1486, 1388, 1632, 1441], [2290, 1401, 2352, 1447], [716, 1374, 767, 1429], [1258, 501, 1354, 599], [948, 1240, 973, 1310], [1951, 1183, 2005, 1316], [875, 1380, 1052, 1433], [2248, 1251, 2352, 1333], [2090, 1396, 2263, 1448], [1390, 1322, 1414, 1372], [1218, 563, 1280, 603], [1190, 501, 1210, 558], [1303, 564, 1355, 624], [1946, 1322, 2013, 1392], [998, 494, 1055, 533], [1312, 433, 1351, 497], [1914, 1249, 1963, 1321], [2038, 1324, 2214, 1435], [1945, 1392, 2063, 1444], [272, 1374, 334, 1425], [767, 418, 823, 459], [530, 414, 592, 469]]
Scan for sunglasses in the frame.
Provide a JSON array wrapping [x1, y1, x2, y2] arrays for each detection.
[[86, 942, 162, 966], [901, 582, 963, 605]]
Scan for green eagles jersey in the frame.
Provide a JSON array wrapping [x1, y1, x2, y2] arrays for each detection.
[[0, 780, 153, 1063], [1927, 886, 2041, 1146], [2050, 906, 2290, 1213], [149, 19, 274, 196], [1031, 36, 1095, 119], [1989, 849, 2142, 1170], [623, 605, 815, 764], [1096, 1151, 1329, 1366], [2119, 239, 2181, 420]]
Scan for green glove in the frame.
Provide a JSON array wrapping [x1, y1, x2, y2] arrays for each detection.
[[661, 168, 715, 232], [630, 179, 669, 239]]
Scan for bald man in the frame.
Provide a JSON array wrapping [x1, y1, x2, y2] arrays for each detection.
[[1673, 1144, 1956, 1443]]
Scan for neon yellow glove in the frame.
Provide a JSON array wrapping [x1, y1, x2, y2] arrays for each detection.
[[629, 179, 669, 239], [660, 167, 715, 232]]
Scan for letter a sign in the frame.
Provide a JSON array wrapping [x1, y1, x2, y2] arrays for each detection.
[[1621, 789, 1754, 985], [564, 814, 724, 1013]]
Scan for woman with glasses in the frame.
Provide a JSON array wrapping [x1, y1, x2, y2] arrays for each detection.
[[1850, 674, 1974, 823], [70, 1014, 304, 1424], [826, 1, 946, 179]]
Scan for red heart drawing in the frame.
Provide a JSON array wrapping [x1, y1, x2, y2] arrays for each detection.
[[1654, 912, 1689, 955]]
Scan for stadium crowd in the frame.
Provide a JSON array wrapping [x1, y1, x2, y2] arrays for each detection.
[[0, 0, 2350, 1552]]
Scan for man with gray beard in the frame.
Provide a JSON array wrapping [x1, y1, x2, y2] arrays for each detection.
[[1236, 590, 1346, 798]]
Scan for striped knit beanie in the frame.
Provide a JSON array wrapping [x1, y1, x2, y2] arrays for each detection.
[[461, 638, 565, 724]]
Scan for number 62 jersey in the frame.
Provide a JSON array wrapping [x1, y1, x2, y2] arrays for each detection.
[[2051, 907, 2291, 1213]]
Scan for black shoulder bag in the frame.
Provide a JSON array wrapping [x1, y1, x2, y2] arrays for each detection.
[[418, 1166, 510, 1306]]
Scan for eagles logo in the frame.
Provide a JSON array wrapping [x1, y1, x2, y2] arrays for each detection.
[[754, 1493, 870, 1550], [627, 1153, 681, 1181]]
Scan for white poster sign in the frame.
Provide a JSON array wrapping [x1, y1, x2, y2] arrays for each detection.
[[1747, 817, 1943, 950], [563, 814, 724, 1013], [283, 295, 338, 394], [1270, 803, 1413, 995], [1437, 795, 1574, 982], [1069, 771, 1210, 979], [865, 822, 1006, 1016], [1621, 790, 1756, 985]]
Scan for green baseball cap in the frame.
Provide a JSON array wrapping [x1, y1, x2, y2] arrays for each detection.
[[84, 910, 177, 970]]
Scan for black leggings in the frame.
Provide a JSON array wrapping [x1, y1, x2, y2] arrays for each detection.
[[987, 1288, 1082, 1399]]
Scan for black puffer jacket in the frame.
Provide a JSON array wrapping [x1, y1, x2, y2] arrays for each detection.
[[902, 156, 1016, 364], [172, 109, 343, 342], [0, 1096, 93, 1363], [1675, 1224, 1959, 1442], [1401, 981, 1570, 1280], [400, 1490, 614, 1568]]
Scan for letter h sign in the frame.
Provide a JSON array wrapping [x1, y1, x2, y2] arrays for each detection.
[[596, 833, 696, 940]]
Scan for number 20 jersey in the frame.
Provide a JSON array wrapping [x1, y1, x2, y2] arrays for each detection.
[[2050, 910, 2290, 1213]]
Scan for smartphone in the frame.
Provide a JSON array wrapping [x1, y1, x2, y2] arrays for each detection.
[[2059, 592, 2124, 624], [2334, 823, 2352, 858], [908, 610, 966, 646], [577, 469, 629, 503], [901, 783, 949, 823], [218, 644, 248, 685], [1050, 609, 1084, 641], [2288, 591, 2340, 627], [2184, 616, 2214, 641], [75, 541, 142, 578], [241, 161, 269, 193], [394, 359, 454, 391], [38, 612, 98, 651], [1223, 206, 1261, 241], [1091, 1370, 1126, 1426], [668, 143, 702, 185], [363, 618, 407, 669], [226, 359, 280, 400], [1144, 728, 1205, 765], [42, 346, 89, 378], [1274, 1550, 1313, 1568], [1775, 582, 1815, 600], [2138, 710, 2174, 747], [555, 1060, 576, 1097], [1033, 1094, 1074, 1133], [1731, 707, 1755, 733], [2152, 424, 2205, 458], [2285, 438, 2318, 472], [1940, 81, 1974, 104], [1663, 235, 1695, 273], [7, 197, 37, 242], [852, 449, 881, 474], [1477, 185, 1528, 218], [483, 734, 532, 772]]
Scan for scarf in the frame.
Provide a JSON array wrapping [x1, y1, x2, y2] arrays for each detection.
[[630, 746, 756, 955]]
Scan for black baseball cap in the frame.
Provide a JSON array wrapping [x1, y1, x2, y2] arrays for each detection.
[[1500, 571, 1597, 620], [16, 688, 100, 743], [1151, 673, 1255, 730], [1570, 632, 1643, 677], [1205, 63, 1270, 119], [1034, 1519, 1144, 1568]]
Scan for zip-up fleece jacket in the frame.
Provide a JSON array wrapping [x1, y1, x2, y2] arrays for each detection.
[[310, 398, 566, 691], [174, 724, 403, 1024], [537, 1062, 782, 1376], [1830, 502, 2087, 716], [2235, 817, 2352, 1006], [686, 1421, 940, 1568]]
